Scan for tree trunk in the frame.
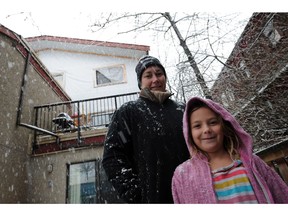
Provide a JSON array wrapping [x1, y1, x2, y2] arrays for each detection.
[[163, 12, 212, 99]]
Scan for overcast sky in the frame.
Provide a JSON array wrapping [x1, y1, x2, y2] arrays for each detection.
[[0, 10, 251, 60], [0, 0, 280, 45], [0, 1, 283, 84], [0, 1, 281, 53], [0, 11, 168, 60]]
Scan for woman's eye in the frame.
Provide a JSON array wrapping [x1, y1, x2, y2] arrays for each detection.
[[156, 72, 163, 77], [144, 75, 152, 78]]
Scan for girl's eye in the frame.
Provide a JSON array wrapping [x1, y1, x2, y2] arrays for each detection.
[[192, 124, 200, 129], [210, 120, 218, 125]]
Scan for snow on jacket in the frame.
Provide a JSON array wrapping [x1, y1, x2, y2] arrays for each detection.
[[102, 88, 190, 203], [172, 97, 288, 204]]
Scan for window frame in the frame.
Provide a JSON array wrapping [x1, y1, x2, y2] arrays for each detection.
[[66, 159, 124, 204], [263, 19, 282, 46], [90, 112, 114, 127], [93, 64, 127, 87], [52, 71, 66, 88]]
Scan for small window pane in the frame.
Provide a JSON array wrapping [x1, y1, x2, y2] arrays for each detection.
[[67, 160, 124, 203], [95, 65, 125, 86], [52, 72, 65, 88], [91, 113, 113, 127], [68, 161, 96, 204]]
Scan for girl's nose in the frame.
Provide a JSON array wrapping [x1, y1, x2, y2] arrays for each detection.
[[203, 124, 211, 133]]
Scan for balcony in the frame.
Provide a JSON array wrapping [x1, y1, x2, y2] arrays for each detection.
[[30, 92, 139, 155]]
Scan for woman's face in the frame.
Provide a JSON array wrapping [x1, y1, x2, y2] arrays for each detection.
[[140, 65, 166, 92], [190, 106, 224, 156]]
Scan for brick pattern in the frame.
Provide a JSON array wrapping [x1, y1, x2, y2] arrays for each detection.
[[211, 13, 288, 152]]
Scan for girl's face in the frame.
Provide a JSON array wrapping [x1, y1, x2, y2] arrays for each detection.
[[190, 106, 224, 156], [141, 66, 166, 92]]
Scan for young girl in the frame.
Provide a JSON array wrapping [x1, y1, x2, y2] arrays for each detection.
[[172, 97, 288, 203]]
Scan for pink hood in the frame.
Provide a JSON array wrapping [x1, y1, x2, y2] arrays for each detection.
[[183, 97, 253, 161]]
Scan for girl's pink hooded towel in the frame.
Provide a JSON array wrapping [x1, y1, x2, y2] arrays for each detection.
[[172, 97, 288, 203]]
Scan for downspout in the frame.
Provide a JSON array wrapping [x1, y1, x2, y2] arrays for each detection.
[[16, 51, 59, 144], [16, 52, 31, 126]]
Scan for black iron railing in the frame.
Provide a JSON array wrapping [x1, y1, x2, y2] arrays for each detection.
[[32, 92, 139, 146]]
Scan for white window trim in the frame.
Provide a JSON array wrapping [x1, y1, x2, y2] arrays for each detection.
[[239, 60, 250, 78], [221, 92, 229, 107], [263, 19, 282, 46], [52, 71, 66, 88]]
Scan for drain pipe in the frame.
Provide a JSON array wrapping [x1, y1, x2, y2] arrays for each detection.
[[16, 51, 59, 144], [16, 52, 31, 125]]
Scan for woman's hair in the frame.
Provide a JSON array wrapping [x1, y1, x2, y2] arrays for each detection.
[[188, 100, 240, 160]]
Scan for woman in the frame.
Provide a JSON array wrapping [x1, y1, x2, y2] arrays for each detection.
[[102, 55, 189, 203]]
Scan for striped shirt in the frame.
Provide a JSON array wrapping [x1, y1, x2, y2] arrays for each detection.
[[212, 160, 258, 204]]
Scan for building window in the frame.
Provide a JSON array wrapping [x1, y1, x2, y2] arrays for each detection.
[[94, 64, 126, 87], [52, 71, 65, 88], [239, 61, 250, 78], [226, 88, 235, 102], [221, 88, 235, 108], [221, 93, 229, 107], [263, 19, 282, 46], [231, 72, 238, 82], [67, 159, 123, 204], [91, 113, 113, 127]]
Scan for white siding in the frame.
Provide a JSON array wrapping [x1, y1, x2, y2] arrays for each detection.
[[34, 48, 145, 100]]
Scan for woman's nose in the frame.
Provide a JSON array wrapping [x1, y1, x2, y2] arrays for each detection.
[[151, 74, 159, 82]]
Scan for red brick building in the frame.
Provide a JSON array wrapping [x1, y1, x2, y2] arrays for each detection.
[[211, 13, 288, 184]]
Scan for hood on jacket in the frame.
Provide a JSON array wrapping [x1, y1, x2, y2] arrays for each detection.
[[139, 88, 172, 104], [183, 97, 253, 160]]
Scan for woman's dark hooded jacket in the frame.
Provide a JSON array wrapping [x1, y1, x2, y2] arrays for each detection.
[[102, 88, 189, 203]]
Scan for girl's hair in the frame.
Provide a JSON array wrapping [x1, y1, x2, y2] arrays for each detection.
[[188, 100, 240, 161]]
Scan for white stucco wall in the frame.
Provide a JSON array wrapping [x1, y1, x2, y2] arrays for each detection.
[[33, 48, 145, 101]]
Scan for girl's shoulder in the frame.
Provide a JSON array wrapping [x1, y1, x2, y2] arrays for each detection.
[[175, 159, 191, 172], [174, 157, 208, 175], [251, 154, 270, 169]]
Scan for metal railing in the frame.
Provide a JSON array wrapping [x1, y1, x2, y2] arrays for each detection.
[[32, 92, 139, 146]]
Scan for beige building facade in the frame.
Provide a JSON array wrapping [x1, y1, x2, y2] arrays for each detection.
[[1, 24, 147, 203], [1, 24, 70, 202]]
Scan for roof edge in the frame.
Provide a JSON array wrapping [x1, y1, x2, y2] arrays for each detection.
[[25, 35, 150, 52], [0, 24, 71, 102]]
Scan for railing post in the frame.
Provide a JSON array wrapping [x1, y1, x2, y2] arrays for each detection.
[[77, 101, 82, 145], [114, 97, 118, 110]]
